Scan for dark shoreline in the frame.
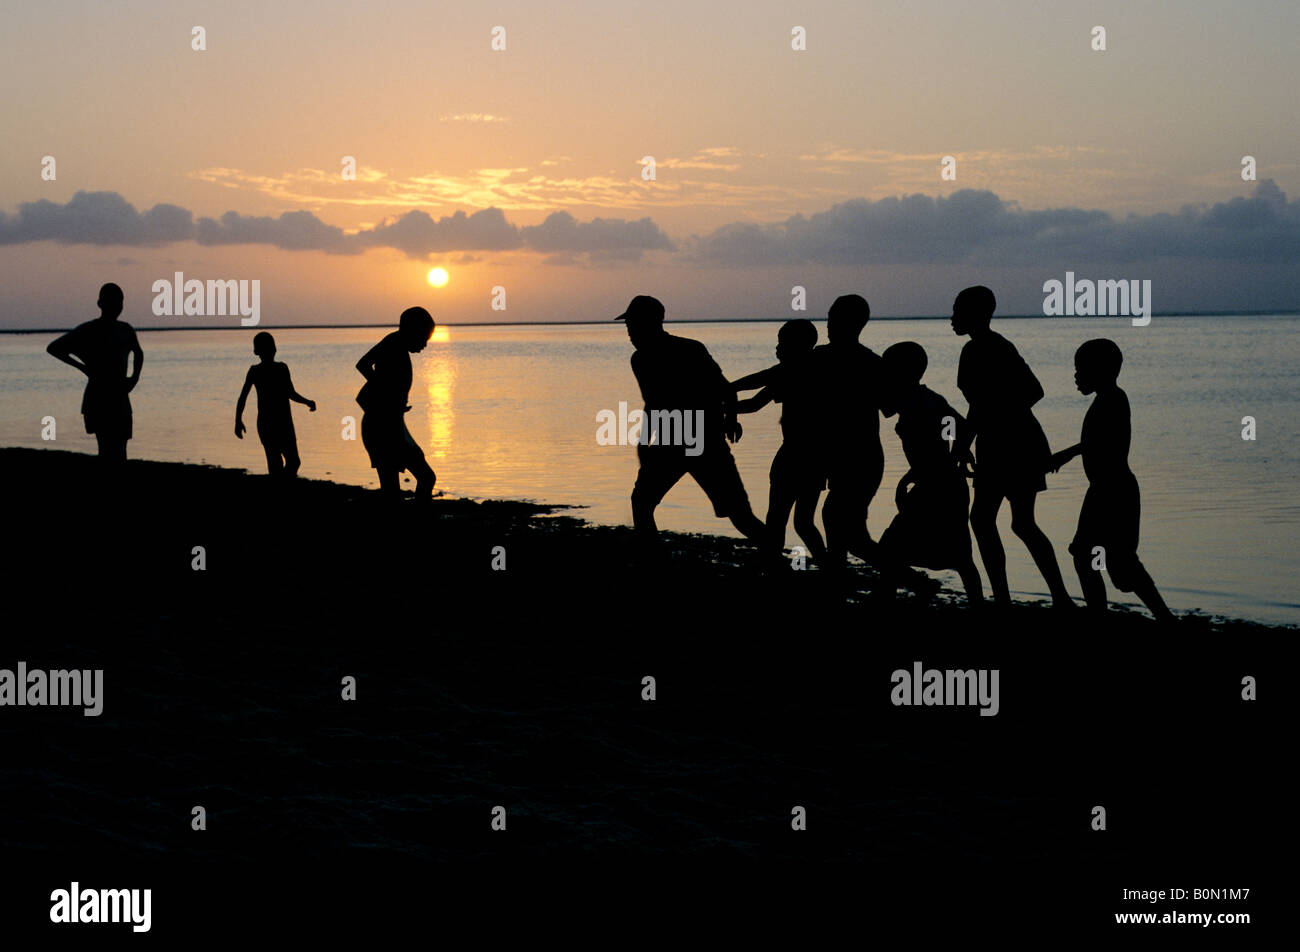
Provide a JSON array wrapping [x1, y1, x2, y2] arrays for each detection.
[[0, 447, 1280, 930]]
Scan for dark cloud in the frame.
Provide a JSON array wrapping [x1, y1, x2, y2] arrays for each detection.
[[4, 184, 1296, 273], [519, 211, 674, 255], [357, 208, 674, 259], [359, 207, 522, 256], [0, 191, 192, 246], [685, 181, 1300, 267], [0, 192, 674, 262], [196, 209, 353, 252]]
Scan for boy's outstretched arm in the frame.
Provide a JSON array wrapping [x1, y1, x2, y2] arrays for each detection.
[[286, 369, 317, 411], [355, 342, 383, 380], [735, 387, 774, 415], [710, 356, 744, 443], [1047, 442, 1082, 473], [234, 368, 253, 438], [731, 365, 779, 392], [46, 332, 88, 375]]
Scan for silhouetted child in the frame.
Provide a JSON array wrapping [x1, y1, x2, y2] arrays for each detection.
[[619, 295, 765, 547], [950, 285, 1073, 608], [356, 307, 437, 499], [1048, 339, 1174, 622], [811, 294, 884, 571], [47, 282, 143, 462], [235, 331, 315, 477], [732, 319, 827, 565], [877, 342, 983, 603]]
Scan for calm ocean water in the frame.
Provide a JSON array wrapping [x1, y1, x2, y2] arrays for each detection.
[[2, 316, 1297, 624]]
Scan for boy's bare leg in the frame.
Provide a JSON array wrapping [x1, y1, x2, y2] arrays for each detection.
[[95, 434, 127, 463], [378, 468, 401, 495], [970, 490, 1010, 604], [1130, 568, 1176, 623], [764, 485, 797, 560], [824, 491, 869, 566], [728, 504, 766, 542], [1008, 492, 1073, 607], [1072, 551, 1108, 612], [792, 493, 826, 564], [956, 558, 984, 604], [411, 457, 436, 499], [630, 477, 664, 544]]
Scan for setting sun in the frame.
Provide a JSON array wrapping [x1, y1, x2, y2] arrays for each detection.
[[427, 267, 449, 288]]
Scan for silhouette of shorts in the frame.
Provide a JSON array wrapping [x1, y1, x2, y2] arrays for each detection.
[[361, 411, 426, 473], [770, 442, 827, 496], [82, 383, 132, 439], [1069, 474, 1143, 591], [257, 414, 297, 456], [633, 441, 751, 518], [972, 413, 1050, 496]]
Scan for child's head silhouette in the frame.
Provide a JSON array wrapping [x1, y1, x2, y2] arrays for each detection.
[[399, 306, 436, 352], [97, 282, 124, 320], [1074, 338, 1123, 394], [253, 331, 276, 360], [879, 341, 927, 415], [827, 294, 870, 343], [951, 285, 995, 335], [882, 341, 927, 385], [775, 318, 817, 362]]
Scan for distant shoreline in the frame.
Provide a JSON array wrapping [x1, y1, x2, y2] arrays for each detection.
[[3, 311, 1298, 334]]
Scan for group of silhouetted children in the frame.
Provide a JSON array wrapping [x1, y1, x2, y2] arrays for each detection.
[[728, 286, 1174, 622], [230, 307, 438, 498], [52, 282, 1172, 620], [52, 287, 442, 500]]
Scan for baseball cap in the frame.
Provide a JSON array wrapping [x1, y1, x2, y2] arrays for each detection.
[[614, 295, 665, 323]]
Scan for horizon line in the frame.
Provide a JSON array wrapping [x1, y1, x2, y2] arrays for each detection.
[[2, 310, 1298, 334]]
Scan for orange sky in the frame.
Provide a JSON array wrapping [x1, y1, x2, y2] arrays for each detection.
[[2, 0, 1298, 325]]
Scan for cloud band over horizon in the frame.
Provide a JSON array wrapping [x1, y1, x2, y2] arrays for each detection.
[[1, 182, 1297, 272]]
